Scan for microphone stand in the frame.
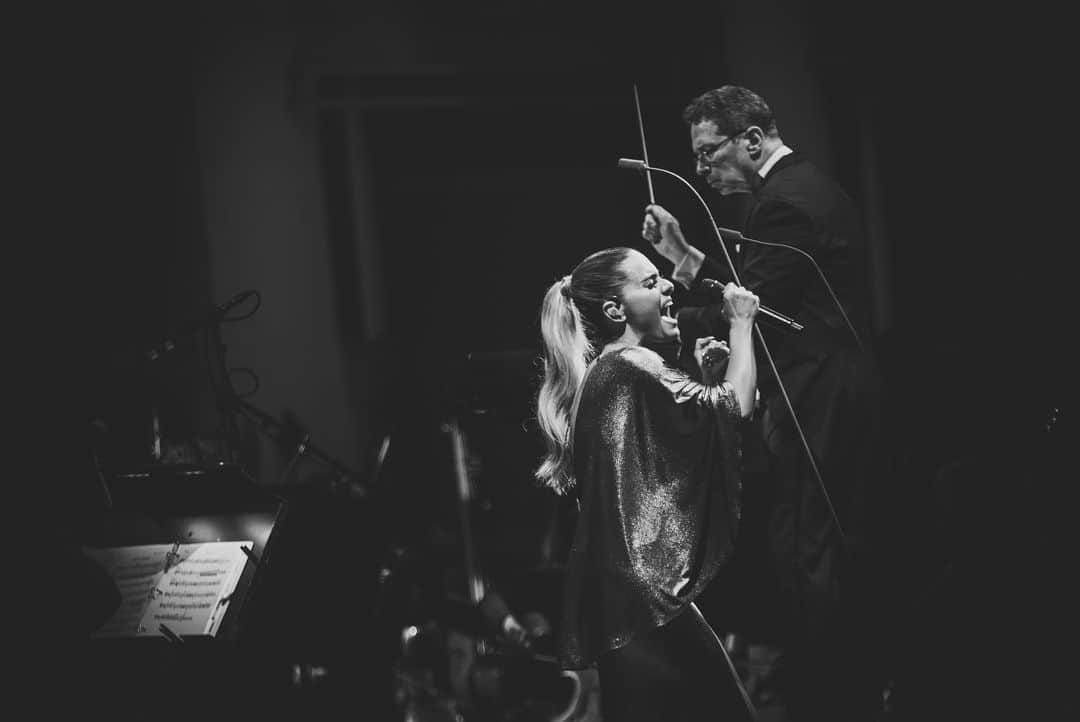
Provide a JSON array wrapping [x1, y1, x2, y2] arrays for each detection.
[[225, 394, 367, 497], [622, 158, 848, 546]]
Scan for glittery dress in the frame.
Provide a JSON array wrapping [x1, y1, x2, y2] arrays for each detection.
[[559, 345, 743, 669]]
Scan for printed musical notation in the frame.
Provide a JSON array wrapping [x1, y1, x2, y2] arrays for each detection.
[[84, 541, 254, 639]]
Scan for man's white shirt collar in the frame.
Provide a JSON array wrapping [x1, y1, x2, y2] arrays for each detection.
[[758, 144, 793, 180]]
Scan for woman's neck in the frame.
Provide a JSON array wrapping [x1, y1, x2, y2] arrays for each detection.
[[601, 329, 644, 356]]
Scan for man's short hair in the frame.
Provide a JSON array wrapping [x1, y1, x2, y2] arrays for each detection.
[[682, 85, 778, 136]]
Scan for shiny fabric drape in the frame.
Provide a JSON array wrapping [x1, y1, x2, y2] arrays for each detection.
[[559, 345, 743, 669]]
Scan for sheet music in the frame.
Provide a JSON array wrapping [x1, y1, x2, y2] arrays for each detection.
[[85, 541, 253, 639]]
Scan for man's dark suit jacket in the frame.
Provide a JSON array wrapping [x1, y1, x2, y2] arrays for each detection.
[[677, 151, 884, 632]]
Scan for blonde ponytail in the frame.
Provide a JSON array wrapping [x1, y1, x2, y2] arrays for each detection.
[[535, 276, 592, 494], [534, 247, 635, 493]]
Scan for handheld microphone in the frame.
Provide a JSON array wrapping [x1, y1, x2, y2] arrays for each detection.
[[699, 278, 804, 332]]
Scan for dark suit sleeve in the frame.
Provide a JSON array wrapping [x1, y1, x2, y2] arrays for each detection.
[[740, 199, 818, 314], [695, 253, 737, 288], [676, 304, 728, 355], [672, 247, 739, 344]]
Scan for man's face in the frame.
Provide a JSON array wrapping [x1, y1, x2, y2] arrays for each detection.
[[690, 120, 754, 195]]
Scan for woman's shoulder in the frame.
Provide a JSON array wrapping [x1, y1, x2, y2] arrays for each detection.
[[596, 345, 671, 381], [580, 347, 669, 410]]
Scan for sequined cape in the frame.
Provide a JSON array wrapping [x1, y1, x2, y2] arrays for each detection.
[[559, 345, 743, 669]]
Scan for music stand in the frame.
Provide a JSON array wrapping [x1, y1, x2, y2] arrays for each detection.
[[84, 463, 287, 643]]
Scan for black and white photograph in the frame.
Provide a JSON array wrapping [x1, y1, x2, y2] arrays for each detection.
[[18, 1, 1068, 719]]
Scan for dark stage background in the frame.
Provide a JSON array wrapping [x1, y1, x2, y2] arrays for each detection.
[[15, 0, 1068, 719]]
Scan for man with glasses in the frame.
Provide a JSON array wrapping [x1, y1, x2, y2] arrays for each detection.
[[642, 85, 886, 721]]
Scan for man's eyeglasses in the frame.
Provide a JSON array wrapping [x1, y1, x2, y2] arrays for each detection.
[[693, 129, 747, 165]]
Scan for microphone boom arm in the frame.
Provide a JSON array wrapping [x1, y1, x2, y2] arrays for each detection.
[[619, 157, 847, 545]]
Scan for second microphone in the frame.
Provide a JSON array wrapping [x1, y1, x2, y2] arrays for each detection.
[[699, 278, 803, 332]]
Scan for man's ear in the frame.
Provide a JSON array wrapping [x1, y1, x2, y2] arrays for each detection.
[[745, 126, 764, 156], [602, 299, 625, 323]]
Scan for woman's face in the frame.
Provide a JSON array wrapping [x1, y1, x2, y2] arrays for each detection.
[[616, 251, 679, 343]]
